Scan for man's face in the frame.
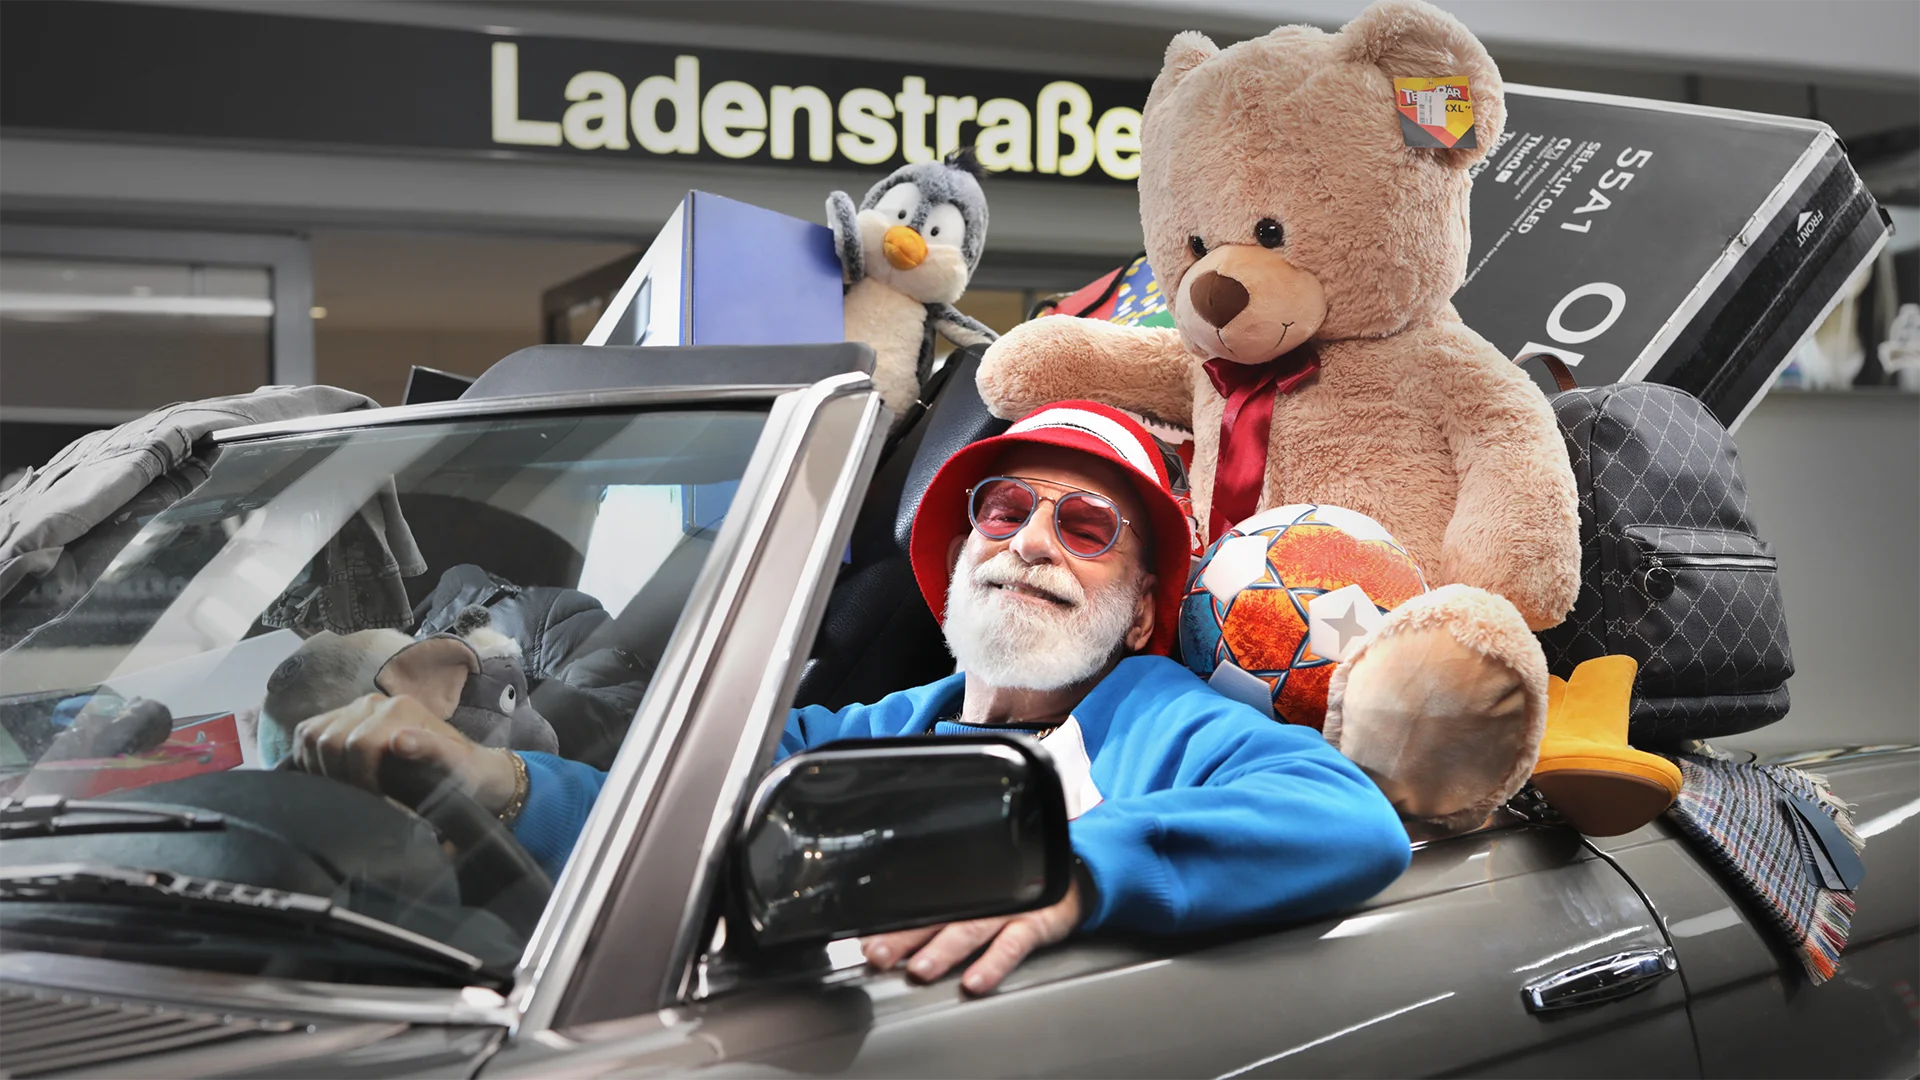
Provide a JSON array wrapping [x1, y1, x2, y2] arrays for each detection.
[[941, 445, 1158, 691]]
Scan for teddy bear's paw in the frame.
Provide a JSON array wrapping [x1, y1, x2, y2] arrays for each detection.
[[976, 320, 1105, 420], [1325, 584, 1548, 837], [976, 320, 1194, 425]]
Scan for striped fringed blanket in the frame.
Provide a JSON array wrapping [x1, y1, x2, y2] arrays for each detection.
[[1663, 751, 1865, 984]]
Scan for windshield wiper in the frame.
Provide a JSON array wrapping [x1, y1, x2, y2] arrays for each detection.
[[0, 795, 225, 839], [0, 863, 491, 979]]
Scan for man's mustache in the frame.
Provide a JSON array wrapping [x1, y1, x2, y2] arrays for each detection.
[[970, 551, 1084, 607]]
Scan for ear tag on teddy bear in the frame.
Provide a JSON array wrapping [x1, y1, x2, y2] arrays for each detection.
[[1392, 76, 1476, 150]]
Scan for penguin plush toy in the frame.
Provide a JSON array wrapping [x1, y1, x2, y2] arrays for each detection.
[[827, 148, 998, 422]]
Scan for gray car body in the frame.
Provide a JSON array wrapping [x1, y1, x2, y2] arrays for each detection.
[[2, 374, 1914, 1079]]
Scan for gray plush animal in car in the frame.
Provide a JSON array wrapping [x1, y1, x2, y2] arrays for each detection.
[[827, 147, 998, 421], [258, 605, 559, 766]]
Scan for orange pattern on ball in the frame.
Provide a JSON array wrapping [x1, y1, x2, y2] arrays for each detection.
[[1267, 524, 1426, 608], [1275, 660, 1334, 729], [1218, 588, 1306, 673]]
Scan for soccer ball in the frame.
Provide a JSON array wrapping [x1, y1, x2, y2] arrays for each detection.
[[1180, 504, 1428, 729]]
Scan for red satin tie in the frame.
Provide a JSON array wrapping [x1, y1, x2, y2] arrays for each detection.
[[1202, 351, 1320, 542]]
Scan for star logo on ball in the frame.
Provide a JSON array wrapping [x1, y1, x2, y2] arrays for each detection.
[[1307, 583, 1386, 664], [1321, 599, 1370, 653]]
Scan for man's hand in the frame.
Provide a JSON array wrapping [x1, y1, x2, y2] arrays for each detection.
[[860, 880, 1083, 996], [289, 694, 518, 815]]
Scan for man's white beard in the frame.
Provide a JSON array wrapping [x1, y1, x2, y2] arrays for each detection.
[[942, 541, 1145, 692]]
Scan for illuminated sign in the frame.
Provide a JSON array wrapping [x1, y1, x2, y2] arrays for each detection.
[[2, 1, 1153, 184]]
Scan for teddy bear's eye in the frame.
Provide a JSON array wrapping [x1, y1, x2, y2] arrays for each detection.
[[498, 686, 517, 712], [1188, 235, 1207, 259], [1255, 219, 1285, 248]]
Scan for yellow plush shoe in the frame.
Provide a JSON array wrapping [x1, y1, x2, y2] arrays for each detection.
[[1530, 655, 1683, 837]]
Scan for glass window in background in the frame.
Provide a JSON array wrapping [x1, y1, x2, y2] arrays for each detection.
[[0, 257, 274, 406], [0, 257, 273, 473], [1774, 210, 1919, 393]]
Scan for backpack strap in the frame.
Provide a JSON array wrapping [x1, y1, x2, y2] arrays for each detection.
[[1515, 351, 1580, 393]]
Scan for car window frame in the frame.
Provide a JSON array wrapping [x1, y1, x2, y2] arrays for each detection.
[[0, 384, 822, 1033], [510, 373, 885, 1035]]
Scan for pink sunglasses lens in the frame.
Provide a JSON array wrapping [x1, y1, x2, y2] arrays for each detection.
[[1056, 494, 1122, 556], [972, 480, 1036, 537]]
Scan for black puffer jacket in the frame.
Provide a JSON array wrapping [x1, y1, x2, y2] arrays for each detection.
[[413, 565, 651, 770]]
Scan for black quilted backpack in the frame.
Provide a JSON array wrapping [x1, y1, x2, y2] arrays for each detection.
[[1525, 355, 1794, 747]]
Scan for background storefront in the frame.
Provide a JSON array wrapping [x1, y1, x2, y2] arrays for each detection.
[[2, 0, 1915, 743], [4, 1, 1914, 416]]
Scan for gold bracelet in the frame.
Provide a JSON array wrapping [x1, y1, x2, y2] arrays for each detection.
[[496, 749, 530, 826]]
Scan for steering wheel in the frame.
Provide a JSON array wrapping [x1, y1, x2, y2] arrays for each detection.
[[119, 766, 551, 937], [373, 755, 554, 938]]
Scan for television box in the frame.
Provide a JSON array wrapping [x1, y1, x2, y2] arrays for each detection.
[[585, 190, 844, 349], [1454, 85, 1891, 429], [1044, 87, 1890, 433]]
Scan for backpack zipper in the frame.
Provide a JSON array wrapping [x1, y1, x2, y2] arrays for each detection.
[[1640, 551, 1776, 599], [1647, 552, 1775, 572]]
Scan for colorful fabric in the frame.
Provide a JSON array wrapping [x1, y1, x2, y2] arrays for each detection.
[[1663, 751, 1864, 983], [1108, 257, 1175, 328], [1049, 267, 1125, 321]]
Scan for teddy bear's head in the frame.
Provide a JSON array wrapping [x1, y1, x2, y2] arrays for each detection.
[[1140, 0, 1505, 368]]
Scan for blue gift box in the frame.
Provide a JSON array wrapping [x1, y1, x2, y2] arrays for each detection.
[[587, 190, 844, 348]]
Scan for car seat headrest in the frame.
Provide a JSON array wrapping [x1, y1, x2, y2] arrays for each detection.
[[894, 346, 1009, 549]]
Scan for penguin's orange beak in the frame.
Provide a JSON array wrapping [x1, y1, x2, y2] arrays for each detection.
[[883, 226, 928, 270]]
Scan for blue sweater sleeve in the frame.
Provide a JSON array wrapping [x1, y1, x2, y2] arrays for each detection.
[[1069, 662, 1411, 936], [511, 676, 960, 878], [512, 752, 607, 879], [778, 674, 961, 757]]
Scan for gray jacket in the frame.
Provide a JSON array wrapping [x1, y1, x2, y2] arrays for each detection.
[[0, 385, 385, 627]]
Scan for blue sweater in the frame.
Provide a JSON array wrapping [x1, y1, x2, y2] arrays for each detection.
[[512, 655, 1410, 934]]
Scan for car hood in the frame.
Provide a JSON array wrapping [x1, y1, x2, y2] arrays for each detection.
[[0, 951, 508, 1079]]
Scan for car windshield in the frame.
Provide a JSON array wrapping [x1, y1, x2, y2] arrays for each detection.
[[0, 406, 767, 985]]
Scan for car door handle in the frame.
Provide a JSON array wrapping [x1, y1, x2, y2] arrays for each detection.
[[1521, 947, 1678, 1013]]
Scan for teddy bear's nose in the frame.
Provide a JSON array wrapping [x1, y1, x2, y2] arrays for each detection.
[[1189, 270, 1249, 329]]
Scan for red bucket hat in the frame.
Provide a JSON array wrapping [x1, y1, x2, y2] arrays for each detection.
[[909, 400, 1191, 657]]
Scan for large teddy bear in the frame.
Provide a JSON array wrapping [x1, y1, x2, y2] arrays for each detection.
[[977, 0, 1582, 835]]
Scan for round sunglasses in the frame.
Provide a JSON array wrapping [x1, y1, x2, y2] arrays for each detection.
[[966, 476, 1139, 559]]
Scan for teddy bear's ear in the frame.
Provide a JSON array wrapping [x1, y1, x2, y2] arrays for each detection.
[[1340, 0, 1505, 170], [1148, 31, 1219, 108]]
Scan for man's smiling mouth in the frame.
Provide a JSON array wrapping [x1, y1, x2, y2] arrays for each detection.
[[991, 581, 1073, 606]]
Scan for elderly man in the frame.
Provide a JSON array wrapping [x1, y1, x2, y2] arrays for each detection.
[[292, 401, 1410, 994]]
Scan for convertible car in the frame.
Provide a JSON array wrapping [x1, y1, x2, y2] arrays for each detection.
[[0, 342, 1914, 1079]]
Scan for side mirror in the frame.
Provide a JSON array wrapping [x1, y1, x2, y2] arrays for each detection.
[[733, 735, 1071, 948]]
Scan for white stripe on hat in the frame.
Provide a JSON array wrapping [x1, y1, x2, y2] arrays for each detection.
[[1006, 406, 1159, 483]]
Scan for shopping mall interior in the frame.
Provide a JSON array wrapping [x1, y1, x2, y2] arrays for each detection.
[[1, 0, 1915, 744]]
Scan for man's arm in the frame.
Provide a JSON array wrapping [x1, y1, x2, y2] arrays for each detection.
[[862, 672, 1410, 993], [295, 679, 954, 883], [509, 705, 845, 879], [1072, 701, 1411, 935], [285, 694, 601, 881], [513, 752, 607, 879], [510, 687, 937, 877]]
